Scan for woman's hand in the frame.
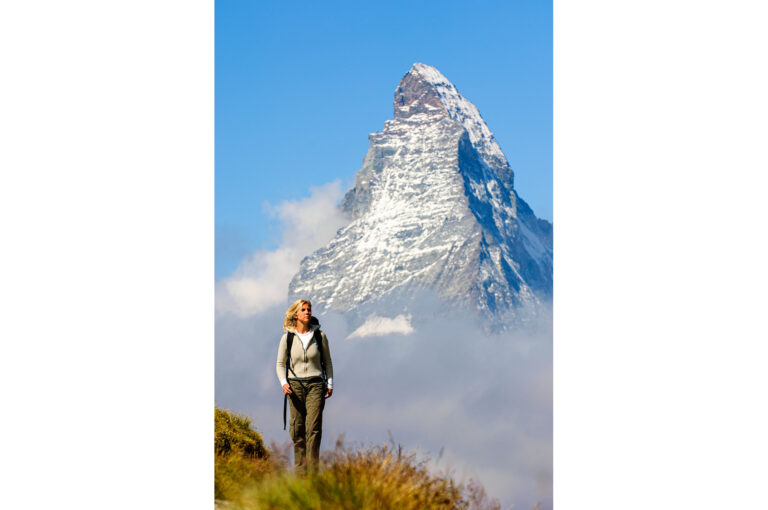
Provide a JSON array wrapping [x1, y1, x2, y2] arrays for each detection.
[[325, 388, 333, 399], [282, 383, 292, 395]]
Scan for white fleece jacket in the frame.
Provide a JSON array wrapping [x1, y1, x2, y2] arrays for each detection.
[[276, 323, 334, 389]]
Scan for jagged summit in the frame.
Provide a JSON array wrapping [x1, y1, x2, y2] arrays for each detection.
[[289, 64, 552, 330], [396, 63, 511, 178], [408, 62, 450, 84]]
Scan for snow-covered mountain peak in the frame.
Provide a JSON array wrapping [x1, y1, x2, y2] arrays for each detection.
[[408, 62, 451, 86], [289, 64, 552, 330], [396, 63, 509, 177]]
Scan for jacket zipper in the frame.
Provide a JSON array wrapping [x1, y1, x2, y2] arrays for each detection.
[[295, 330, 316, 377]]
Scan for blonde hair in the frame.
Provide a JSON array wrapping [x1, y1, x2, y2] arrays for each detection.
[[283, 299, 312, 331]]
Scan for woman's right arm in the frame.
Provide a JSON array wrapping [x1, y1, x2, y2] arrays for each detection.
[[275, 334, 291, 394]]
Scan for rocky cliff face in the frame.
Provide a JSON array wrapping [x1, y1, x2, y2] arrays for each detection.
[[289, 63, 552, 329]]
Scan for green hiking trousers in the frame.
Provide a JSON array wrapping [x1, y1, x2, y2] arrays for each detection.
[[287, 378, 326, 473]]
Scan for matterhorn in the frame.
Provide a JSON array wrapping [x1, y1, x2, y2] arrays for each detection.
[[289, 63, 552, 329]]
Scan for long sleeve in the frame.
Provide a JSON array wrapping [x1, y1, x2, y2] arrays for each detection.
[[321, 332, 333, 386], [276, 333, 288, 385]]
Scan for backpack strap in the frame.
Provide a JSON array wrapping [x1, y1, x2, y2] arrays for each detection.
[[283, 332, 295, 430], [285, 332, 295, 378]]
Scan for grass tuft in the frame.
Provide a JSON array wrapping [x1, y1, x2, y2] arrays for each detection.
[[214, 407, 272, 501], [215, 408, 501, 510], [235, 438, 500, 510]]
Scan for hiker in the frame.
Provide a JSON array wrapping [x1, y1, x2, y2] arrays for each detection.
[[276, 299, 334, 474]]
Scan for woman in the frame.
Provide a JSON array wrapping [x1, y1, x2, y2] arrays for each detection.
[[276, 299, 333, 473]]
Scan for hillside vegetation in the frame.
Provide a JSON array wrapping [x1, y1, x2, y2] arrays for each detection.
[[214, 407, 273, 501], [214, 407, 500, 510]]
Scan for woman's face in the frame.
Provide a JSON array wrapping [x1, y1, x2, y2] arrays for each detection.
[[295, 303, 312, 323]]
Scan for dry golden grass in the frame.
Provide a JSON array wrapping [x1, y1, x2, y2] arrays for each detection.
[[214, 407, 273, 501], [215, 408, 501, 510]]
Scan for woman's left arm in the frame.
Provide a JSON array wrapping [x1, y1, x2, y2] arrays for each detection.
[[322, 332, 334, 398]]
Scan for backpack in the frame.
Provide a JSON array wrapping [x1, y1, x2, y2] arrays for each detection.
[[283, 328, 328, 430]]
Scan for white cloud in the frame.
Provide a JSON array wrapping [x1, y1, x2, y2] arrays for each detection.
[[347, 314, 414, 339], [215, 181, 349, 317]]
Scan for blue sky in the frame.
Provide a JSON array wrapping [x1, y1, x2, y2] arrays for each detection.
[[216, 1, 552, 279]]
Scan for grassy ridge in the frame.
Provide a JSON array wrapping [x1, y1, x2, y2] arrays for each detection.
[[215, 407, 500, 510]]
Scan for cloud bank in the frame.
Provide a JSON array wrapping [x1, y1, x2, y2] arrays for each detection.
[[347, 314, 414, 339], [216, 181, 348, 317], [216, 301, 552, 510]]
